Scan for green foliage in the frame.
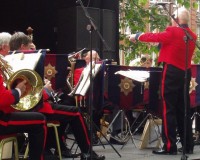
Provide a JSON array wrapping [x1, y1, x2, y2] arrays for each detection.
[[194, 38, 200, 64], [119, 0, 169, 65], [119, 0, 200, 65]]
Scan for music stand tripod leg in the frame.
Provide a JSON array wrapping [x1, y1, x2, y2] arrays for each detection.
[[106, 110, 123, 134], [92, 120, 122, 158]]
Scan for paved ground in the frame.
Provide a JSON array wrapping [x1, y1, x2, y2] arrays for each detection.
[[64, 132, 200, 160]]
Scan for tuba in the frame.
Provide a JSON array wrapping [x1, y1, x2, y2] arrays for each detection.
[[0, 55, 43, 111]]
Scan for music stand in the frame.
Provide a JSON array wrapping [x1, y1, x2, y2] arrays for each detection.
[[76, 0, 121, 159]]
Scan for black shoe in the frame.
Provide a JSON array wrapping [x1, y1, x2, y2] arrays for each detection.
[[152, 148, 177, 155], [55, 147, 81, 158], [109, 137, 125, 145], [178, 147, 193, 154], [81, 151, 105, 160]]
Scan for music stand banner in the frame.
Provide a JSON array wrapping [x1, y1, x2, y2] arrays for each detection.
[[106, 65, 162, 115], [190, 65, 200, 108], [44, 54, 69, 90]]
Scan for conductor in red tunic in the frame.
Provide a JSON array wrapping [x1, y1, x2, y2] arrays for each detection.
[[129, 7, 197, 155]]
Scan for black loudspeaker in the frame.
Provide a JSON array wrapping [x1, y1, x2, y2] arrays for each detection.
[[101, 9, 117, 60], [57, 6, 101, 54]]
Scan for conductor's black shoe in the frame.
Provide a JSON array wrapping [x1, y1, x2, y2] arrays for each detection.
[[178, 147, 193, 154], [55, 148, 81, 158], [152, 149, 177, 155], [109, 137, 125, 145], [81, 151, 105, 160]]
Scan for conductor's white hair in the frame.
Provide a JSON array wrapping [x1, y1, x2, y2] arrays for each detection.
[[173, 7, 190, 24]]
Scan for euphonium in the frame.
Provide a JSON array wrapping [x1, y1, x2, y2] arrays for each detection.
[[0, 55, 43, 111]]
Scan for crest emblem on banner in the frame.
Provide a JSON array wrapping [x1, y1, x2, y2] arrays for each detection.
[[118, 77, 135, 96], [44, 63, 58, 80], [190, 77, 198, 94]]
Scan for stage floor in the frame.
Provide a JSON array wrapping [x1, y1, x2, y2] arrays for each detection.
[[64, 133, 200, 160]]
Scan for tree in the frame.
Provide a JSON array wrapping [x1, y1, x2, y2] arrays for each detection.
[[119, 0, 199, 65]]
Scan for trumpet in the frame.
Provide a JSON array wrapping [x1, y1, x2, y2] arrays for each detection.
[[68, 48, 86, 62], [66, 77, 73, 91], [68, 72, 84, 97]]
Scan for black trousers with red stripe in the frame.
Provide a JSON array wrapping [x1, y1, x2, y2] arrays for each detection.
[[44, 103, 91, 153], [161, 64, 193, 151], [0, 112, 47, 160]]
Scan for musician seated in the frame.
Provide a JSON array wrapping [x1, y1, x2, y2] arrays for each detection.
[[73, 50, 126, 145], [9, 32, 106, 160], [0, 31, 47, 160]]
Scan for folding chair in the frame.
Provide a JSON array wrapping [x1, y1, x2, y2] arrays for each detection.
[[24, 121, 62, 160], [0, 134, 19, 160]]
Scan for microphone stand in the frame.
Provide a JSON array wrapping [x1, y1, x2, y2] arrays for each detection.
[[161, 5, 200, 160], [76, 0, 121, 159], [76, 0, 111, 52]]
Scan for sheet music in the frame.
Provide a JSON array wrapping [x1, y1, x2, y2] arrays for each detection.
[[4, 52, 42, 72], [75, 62, 102, 96], [115, 70, 150, 82]]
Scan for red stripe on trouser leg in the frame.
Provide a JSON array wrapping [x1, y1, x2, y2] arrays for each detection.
[[161, 64, 171, 151]]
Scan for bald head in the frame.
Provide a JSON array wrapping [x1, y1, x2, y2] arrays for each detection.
[[84, 50, 100, 64]]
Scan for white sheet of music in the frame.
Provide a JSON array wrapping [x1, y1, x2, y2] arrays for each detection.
[[75, 62, 102, 96], [4, 52, 42, 72], [115, 70, 150, 82]]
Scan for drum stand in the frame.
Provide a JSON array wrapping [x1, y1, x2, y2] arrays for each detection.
[[102, 109, 136, 148], [191, 109, 200, 143], [121, 110, 161, 149]]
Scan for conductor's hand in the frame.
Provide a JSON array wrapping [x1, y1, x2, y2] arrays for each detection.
[[129, 34, 137, 43], [16, 80, 27, 97]]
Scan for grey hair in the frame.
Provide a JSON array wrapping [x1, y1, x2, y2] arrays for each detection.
[[9, 32, 32, 51], [173, 7, 190, 24], [0, 32, 11, 50]]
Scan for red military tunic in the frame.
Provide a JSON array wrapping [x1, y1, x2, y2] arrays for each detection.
[[0, 75, 18, 113], [38, 90, 54, 114], [138, 26, 197, 70]]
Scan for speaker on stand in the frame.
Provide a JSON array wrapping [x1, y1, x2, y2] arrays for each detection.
[[101, 9, 117, 60], [57, 6, 101, 54]]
